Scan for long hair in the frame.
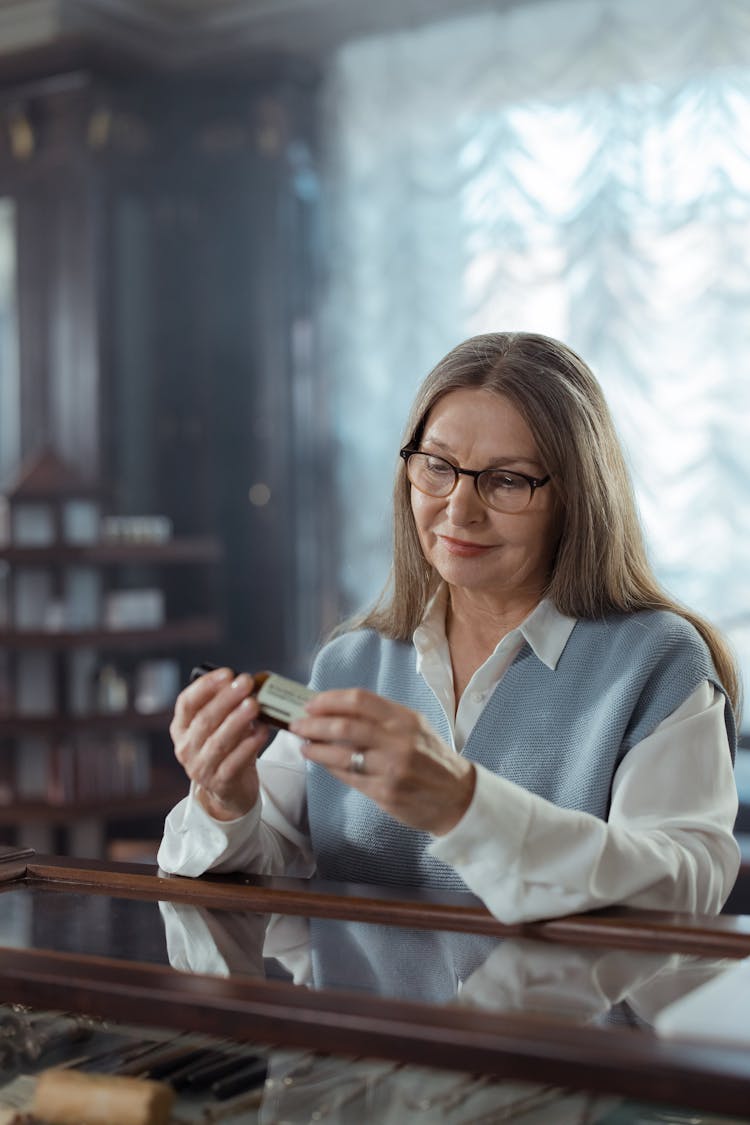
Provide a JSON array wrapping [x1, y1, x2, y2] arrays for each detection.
[[353, 331, 741, 715]]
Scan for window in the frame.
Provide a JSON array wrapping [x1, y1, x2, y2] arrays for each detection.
[[322, 3, 750, 731]]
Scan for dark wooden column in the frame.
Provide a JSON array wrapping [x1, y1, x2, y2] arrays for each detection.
[[1, 77, 105, 479], [1, 57, 338, 678]]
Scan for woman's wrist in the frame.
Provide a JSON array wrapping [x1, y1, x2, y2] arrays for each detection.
[[195, 784, 253, 823], [431, 763, 477, 837]]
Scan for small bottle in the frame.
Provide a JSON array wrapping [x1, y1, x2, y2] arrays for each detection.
[[190, 663, 316, 729]]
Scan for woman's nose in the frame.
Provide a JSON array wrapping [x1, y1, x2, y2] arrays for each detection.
[[445, 475, 484, 522]]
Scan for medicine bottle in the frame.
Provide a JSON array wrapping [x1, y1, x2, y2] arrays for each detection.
[[190, 663, 315, 729]]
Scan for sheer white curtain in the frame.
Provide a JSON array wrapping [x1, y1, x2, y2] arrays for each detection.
[[320, 0, 750, 721]]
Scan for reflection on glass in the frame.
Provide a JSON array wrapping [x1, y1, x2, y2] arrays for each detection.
[[159, 900, 737, 1033], [0, 883, 740, 1048], [0, 888, 30, 946], [0, 198, 19, 488], [0, 885, 738, 1034], [0, 889, 171, 966]]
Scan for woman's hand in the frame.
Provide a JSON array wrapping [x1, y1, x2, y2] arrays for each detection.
[[290, 689, 476, 835], [170, 668, 271, 821]]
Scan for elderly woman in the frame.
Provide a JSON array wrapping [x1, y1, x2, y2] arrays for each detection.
[[158, 332, 740, 924]]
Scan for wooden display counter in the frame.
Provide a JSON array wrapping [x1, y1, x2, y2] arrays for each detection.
[[1, 846, 749, 1122]]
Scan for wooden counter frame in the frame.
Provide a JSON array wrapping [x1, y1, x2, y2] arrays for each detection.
[[5, 849, 750, 959], [1, 848, 750, 1117]]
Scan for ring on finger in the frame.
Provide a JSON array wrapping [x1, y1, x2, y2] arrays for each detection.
[[349, 750, 367, 775]]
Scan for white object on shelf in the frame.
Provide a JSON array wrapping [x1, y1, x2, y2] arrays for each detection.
[[11, 502, 55, 546], [95, 664, 129, 713], [100, 515, 172, 544], [62, 499, 100, 545], [134, 659, 180, 714], [64, 566, 101, 630], [104, 588, 164, 630]]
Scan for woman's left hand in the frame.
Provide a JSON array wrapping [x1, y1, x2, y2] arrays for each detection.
[[289, 689, 476, 836]]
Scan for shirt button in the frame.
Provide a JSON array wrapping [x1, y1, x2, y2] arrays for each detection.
[[471, 690, 486, 703]]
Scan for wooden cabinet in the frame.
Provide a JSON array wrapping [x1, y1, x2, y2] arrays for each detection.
[[0, 452, 223, 857]]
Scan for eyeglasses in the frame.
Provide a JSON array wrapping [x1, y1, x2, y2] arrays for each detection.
[[400, 448, 551, 514]]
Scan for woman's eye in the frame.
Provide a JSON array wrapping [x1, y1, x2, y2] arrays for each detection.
[[487, 471, 524, 490], [425, 458, 453, 475]]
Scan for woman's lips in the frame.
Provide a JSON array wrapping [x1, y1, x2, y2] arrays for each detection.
[[438, 536, 494, 557]]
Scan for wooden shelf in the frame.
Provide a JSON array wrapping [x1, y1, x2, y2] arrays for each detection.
[[0, 536, 223, 565], [0, 787, 187, 826], [0, 515, 221, 854], [0, 710, 173, 736], [0, 617, 221, 650]]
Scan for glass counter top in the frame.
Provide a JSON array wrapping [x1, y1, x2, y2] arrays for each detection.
[[1, 860, 749, 1122], [0, 882, 742, 1032]]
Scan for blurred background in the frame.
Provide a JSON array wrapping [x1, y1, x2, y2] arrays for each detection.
[[0, 0, 748, 866]]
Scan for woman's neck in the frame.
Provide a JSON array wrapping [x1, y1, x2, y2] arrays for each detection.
[[445, 587, 542, 704], [446, 587, 541, 649]]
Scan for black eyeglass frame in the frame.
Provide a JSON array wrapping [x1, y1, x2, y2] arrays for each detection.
[[399, 447, 551, 511]]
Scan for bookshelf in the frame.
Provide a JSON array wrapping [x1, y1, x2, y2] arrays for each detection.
[[0, 450, 223, 857]]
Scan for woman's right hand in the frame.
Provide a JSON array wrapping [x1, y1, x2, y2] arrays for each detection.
[[170, 667, 271, 821]]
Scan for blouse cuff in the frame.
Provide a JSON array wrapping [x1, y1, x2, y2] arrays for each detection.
[[428, 763, 533, 884], [157, 782, 262, 877]]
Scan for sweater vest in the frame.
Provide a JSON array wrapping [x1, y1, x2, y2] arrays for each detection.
[[305, 611, 735, 890]]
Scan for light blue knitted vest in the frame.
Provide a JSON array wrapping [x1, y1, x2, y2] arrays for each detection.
[[306, 611, 735, 890]]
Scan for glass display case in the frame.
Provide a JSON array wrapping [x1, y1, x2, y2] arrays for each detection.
[[1, 846, 749, 1123]]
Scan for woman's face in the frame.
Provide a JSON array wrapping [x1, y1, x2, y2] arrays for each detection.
[[410, 388, 560, 606]]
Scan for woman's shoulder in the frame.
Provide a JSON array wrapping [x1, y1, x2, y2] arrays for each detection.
[[574, 608, 710, 660]]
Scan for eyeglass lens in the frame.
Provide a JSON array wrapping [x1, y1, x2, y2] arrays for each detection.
[[405, 453, 535, 512]]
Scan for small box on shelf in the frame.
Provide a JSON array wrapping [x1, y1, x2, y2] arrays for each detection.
[[134, 659, 180, 715], [11, 502, 55, 546], [104, 589, 165, 630], [62, 498, 100, 545], [101, 514, 172, 544], [63, 567, 101, 630], [94, 662, 130, 713]]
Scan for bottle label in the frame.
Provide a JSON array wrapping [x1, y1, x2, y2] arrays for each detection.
[[256, 674, 316, 725]]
